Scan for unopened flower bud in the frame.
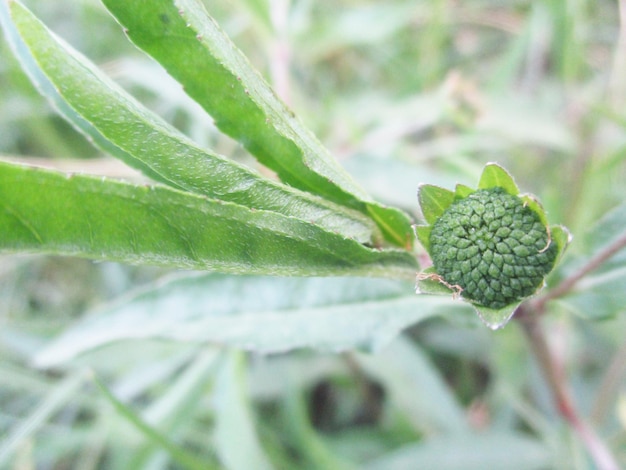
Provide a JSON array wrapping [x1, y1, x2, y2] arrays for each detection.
[[429, 187, 558, 309]]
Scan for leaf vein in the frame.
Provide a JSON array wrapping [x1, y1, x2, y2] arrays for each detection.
[[0, 202, 44, 244]]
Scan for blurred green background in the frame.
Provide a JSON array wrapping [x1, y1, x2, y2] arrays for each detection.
[[1, 0, 625, 468]]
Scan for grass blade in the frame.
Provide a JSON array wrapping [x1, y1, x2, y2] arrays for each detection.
[[93, 375, 215, 470]]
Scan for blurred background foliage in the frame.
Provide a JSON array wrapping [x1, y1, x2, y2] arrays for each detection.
[[1, 0, 625, 468]]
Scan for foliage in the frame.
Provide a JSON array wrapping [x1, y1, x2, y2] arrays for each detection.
[[1, 0, 626, 469]]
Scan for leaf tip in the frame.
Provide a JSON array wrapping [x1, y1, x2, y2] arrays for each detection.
[[473, 301, 521, 329], [478, 162, 519, 195]]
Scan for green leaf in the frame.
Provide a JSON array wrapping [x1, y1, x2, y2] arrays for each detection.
[[520, 194, 549, 228], [550, 224, 573, 263], [417, 184, 455, 224], [454, 183, 474, 199], [560, 203, 626, 320], [355, 337, 469, 434], [100, 0, 360, 203], [414, 225, 432, 252], [473, 302, 521, 330], [417, 267, 523, 329], [366, 203, 415, 249], [0, 371, 87, 466], [0, 0, 378, 243], [518, 195, 572, 269], [93, 376, 213, 470], [582, 202, 626, 267], [562, 267, 626, 320], [33, 275, 447, 367], [366, 433, 551, 470], [0, 162, 417, 278], [213, 352, 275, 470], [283, 389, 357, 470], [99, 0, 414, 247], [129, 351, 221, 468], [477, 162, 519, 195], [104, 0, 411, 247]]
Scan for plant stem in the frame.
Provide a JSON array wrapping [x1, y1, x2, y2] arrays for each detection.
[[533, 229, 626, 311], [516, 306, 619, 470], [511, 225, 626, 468]]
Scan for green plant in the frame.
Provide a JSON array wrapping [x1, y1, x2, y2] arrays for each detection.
[[1, 1, 626, 469], [415, 164, 570, 328]]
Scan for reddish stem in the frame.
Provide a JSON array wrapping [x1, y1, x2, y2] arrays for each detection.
[[533, 230, 626, 312], [516, 306, 619, 470]]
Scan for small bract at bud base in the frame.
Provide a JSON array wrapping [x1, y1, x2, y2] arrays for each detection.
[[414, 163, 571, 329]]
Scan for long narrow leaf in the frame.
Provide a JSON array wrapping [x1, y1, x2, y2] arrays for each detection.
[[213, 352, 275, 470], [129, 351, 220, 468], [33, 275, 453, 368], [366, 433, 551, 470], [100, 0, 415, 247], [355, 337, 468, 434], [283, 389, 357, 470], [94, 376, 214, 470], [0, 371, 87, 466], [0, 0, 378, 244], [560, 202, 626, 320], [0, 162, 418, 277]]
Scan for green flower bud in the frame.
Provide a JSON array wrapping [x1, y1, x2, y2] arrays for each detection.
[[429, 187, 558, 309]]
